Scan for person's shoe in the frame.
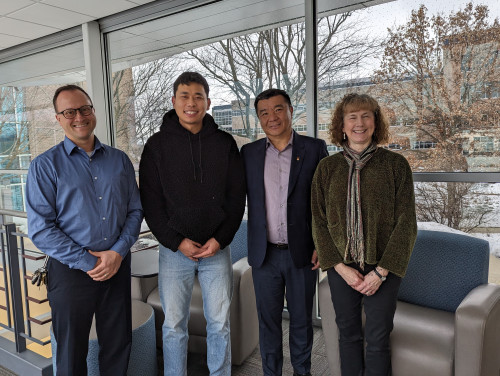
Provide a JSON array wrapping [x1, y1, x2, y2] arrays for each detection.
[[293, 373, 311, 376]]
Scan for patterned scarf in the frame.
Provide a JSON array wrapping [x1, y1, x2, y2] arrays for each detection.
[[342, 141, 377, 269]]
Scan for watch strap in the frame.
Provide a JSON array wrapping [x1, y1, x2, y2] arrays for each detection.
[[373, 267, 386, 281]]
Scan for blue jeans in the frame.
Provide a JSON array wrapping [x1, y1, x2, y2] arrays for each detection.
[[158, 245, 233, 376]]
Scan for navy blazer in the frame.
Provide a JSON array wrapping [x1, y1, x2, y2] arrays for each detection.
[[241, 131, 328, 268]]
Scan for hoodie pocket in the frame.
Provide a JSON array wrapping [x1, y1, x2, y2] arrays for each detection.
[[167, 205, 226, 244]]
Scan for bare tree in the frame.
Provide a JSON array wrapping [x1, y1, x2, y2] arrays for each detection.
[[188, 12, 378, 140], [112, 57, 185, 163], [374, 3, 499, 169], [373, 3, 500, 230], [415, 182, 494, 232]]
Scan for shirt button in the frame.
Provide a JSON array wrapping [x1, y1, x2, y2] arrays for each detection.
[[94, 176, 98, 180], [280, 204, 283, 207], [89, 158, 92, 161], [104, 237, 107, 241], [99, 197, 102, 200], [102, 217, 106, 221]]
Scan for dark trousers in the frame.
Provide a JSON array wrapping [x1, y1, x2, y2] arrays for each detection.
[[327, 264, 401, 376], [47, 253, 132, 376], [252, 245, 317, 376]]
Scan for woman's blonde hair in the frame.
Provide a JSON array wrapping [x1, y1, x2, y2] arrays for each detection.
[[328, 93, 389, 146]]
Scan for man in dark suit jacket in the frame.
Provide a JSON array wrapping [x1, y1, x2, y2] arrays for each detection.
[[241, 89, 328, 376]]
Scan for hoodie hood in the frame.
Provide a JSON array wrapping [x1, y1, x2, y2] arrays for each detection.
[[159, 109, 220, 183], [160, 109, 218, 138]]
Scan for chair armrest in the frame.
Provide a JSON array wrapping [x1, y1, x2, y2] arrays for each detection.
[[232, 257, 251, 277], [318, 277, 341, 376], [455, 283, 500, 376], [131, 275, 158, 302], [230, 257, 259, 365]]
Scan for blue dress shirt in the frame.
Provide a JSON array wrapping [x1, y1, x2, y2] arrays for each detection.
[[26, 137, 143, 272]]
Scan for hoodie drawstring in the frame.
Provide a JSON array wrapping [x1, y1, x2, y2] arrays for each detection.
[[198, 134, 203, 183], [188, 134, 196, 181], [188, 133, 203, 183]]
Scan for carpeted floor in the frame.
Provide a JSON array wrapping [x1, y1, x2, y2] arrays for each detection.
[[184, 320, 329, 376]]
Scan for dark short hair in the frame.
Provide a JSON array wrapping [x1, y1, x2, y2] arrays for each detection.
[[254, 89, 292, 111], [173, 72, 210, 97], [53, 85, 93, 112], [329, 93, 389, 146]]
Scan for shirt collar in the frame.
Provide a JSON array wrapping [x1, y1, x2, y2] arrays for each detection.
[[265, 130, 294, 150], [63, 136, 103, 156]]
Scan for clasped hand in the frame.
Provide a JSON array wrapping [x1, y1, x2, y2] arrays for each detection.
[[87, 250, 123, 281], [178, 237, 221, 261], [334, 263, 382, 296]]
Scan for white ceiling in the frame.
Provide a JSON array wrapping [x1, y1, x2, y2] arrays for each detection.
[[0, 0, 157, 51], [107, 0, 389, 67], [0, 0, 390, 53]]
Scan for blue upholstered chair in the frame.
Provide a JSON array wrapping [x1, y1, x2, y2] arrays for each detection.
[[229, 219, 249, 264], [319, 229, 500, 376], [131, 220, 259, 366]]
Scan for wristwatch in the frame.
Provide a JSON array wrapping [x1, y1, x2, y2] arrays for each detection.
[[373, 267, 386, 282]]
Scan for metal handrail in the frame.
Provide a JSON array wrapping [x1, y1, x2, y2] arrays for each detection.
[[0, 221, 49, 350], [0, 209, 27, 218]]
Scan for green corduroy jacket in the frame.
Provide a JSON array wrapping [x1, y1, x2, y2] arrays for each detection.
[[311, 147, 417, 277]]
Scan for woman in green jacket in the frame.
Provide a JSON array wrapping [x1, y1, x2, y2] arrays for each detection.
[[311, 93, 417, 376]]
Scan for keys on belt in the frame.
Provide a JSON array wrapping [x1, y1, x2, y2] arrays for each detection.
[[267, 242, 289, 250], [32, 256, 49, 287]]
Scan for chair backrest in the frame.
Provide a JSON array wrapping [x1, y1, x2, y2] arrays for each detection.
[[398, 229, 489, 312], [230, 220, 248, 264]]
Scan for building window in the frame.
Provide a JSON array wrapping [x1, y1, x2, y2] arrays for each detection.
[[413, 141, 437, 149], [474, 136, 494, 153]]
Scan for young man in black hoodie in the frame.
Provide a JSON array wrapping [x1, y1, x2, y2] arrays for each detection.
[[139, 72, 246, 376]]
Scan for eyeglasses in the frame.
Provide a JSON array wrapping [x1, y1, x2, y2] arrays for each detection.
[[57, 105, 94, 119]]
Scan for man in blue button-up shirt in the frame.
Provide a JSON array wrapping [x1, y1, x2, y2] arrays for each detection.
[[26, 85, 143, 375]]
